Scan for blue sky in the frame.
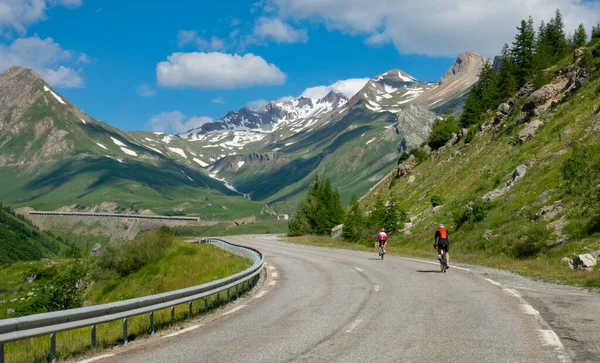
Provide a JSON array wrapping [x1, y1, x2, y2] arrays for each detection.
[[1, 0, 599, 133]]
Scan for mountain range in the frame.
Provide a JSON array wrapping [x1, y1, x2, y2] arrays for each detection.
[[0, 51, 487, 217]]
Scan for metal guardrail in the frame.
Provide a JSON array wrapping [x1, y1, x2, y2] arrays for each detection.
[[0, 238, 263, 363]]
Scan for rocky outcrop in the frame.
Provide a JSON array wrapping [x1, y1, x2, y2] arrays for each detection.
[[394, 104, 437, 153], [518, 119, 544, 143], [331, 224, 344, 239], [523, 77, 570, 113], [397, 161, 415, 177], [483, 165, 527, 201], [90, 243, 103, 256]]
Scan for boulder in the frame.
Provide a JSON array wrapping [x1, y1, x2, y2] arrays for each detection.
[[522, 76, 570, 112], [498, 103, 511, 115], [90, 243, 103, 256], [561, 257, 571, 263], [397, 161, 415, 177], [331, 224, 344, 239], [6, 308, 15, 316], [484, 165, 527, 201], [483, 230, 493, 239], [518, 120, 544, 143], [407, 175, 416, 185], [423, 145, 432, 154], [569, 254, 597, 271], [536, 201, 564, 222], [458, 128, 468, 142]]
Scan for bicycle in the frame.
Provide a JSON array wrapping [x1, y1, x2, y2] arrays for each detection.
[[438, 246, 448, 273], [378, 241, 385, 260]]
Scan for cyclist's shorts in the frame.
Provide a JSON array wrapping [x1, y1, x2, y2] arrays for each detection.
[[378, 240, 386, 247], [438, 242, 449, 252]]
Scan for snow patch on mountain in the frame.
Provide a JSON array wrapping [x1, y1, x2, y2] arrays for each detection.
[[96, 143, 107, 150], [193, 158, 208, 167], [121, 147, 137, 156], [43, 86, 66, 104], [168, 147, 187, 158], [111, 137, 127, 147]]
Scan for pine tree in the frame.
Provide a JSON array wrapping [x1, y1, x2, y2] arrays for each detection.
[[573, 24, 588, 48], [342, 194, 364, 241], [497, 44, 518, 100], [382, 192, 406, 234], [459, 84, 483, 128], [368, 195, 387, 232], [512, 17, 536, 86], [593, 24, 600, 40]]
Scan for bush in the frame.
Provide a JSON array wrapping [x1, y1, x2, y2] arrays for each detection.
[[511, 222, 551, 259], [96, 227, 175, 277], [427, 116, 459, 150], [453, 199, 492, 230], [430, 195, 444, 207]]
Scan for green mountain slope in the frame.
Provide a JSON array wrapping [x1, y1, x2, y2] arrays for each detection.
[[0, 67, 267, 218], [362, 43, 600, 283], [0, 205, 66, 263]]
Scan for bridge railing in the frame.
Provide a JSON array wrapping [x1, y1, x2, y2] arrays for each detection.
[[0, 238, 263, 363]]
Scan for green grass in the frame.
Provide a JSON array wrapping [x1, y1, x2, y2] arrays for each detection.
[[2, 237, 252, 362]]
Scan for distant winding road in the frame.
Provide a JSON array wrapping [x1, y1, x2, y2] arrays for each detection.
[[93, 235, 570, 363]]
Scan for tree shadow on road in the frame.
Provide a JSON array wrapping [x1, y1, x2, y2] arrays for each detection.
[[367, 258, 383, 261]]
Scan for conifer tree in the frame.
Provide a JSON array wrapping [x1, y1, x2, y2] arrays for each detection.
[[342, 194, 364, 241], [592, 24, 600, 40], [497, 44, 518, 100], [512, 17, 536, 86], [573, 24, 588, 48]]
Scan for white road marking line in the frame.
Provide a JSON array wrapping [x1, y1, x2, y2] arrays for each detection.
[[484, 278, 502, 287], [269, 280, 277, 286], [77, 354, 116, 363], [268, 265, 275, 270], [346, 319, 363, 333], [374, 285, 380, 292], [223, 305, 247, 315], [326, 257, 337, 261], [272, 272, 279, 278], [537, 329, 564, 348], [355, 267, 363, 272], [164, 324, 202, 338], [502, 288, 521, 298], [521, 304, 540, 315], [255, 290, 269, 298]]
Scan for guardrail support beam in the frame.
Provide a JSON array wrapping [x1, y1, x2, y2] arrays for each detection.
[[216, 292, 220, 307], [1, 342, 4, 363], [50, 333, 56, 363], [123, 318, 128, 346], [91, 324, 96, 350], [150, 312, 155, 335], [188, 301, 193, 318], [170, 306, 175, 326], [227, 288, 230, 303], [236, 284, 239, 299], [204, 297, 208, 315]]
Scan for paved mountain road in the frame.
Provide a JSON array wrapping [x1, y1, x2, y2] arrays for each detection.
[[95, 235, 567, 363]]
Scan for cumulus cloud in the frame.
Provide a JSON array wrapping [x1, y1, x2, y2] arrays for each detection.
[[268, 0, 600, 57], [146, 111, 213, 134], [156, 52, 286, 89], [254, 17, 308, 43], [212, 95, 226, 104], [137, 82, 156, 97], [177, 30, 226, 51], [0, 0, 82, 34], [301, 78, 370, 99], [0, 35, 84, 87], [247, 99, 269, 110]]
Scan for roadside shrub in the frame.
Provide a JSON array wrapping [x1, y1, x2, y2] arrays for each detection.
[[430, 195, 444, 207], [463, 127, 476, 144], [584, 278, 600, 290], [96, 227, 175, 277], [410, 148, 429, 164], [453, 199, 492, 230], [511, 222, 551, 259]]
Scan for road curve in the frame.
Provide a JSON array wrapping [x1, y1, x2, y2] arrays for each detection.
[[102, 235, 564, 363]]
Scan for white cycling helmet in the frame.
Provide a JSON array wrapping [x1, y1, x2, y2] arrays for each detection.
[[439, 224, 445, 229]]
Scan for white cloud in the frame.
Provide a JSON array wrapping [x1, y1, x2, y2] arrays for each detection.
[[0, 0, 82, 34], [138, 82, 156, 97], [269, 0, 600, 57], [247, 99, 269, 110], [212, 95, 226, 104], [146, 111, 213, 134], [0, 35, 84, 87], [156, 52, 286, 89], [177, 30, 226, 51], [254, 17, 308, 43], [77, 53, 90, 64], [301, 78, 369, 99]]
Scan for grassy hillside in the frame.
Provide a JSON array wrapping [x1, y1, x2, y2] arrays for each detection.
[[361, 43, 600, 287], [0, 204, 66, 263]]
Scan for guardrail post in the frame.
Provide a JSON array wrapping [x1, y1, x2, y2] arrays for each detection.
[[227, 288, 230, 303], [123, 318, 128, 346], [204, 297, 208, 314], [236, 284, 239, 299], [189, 301, 193, 318], [91, 325, 97, 350], [170, 306, 175, 326], [150, 312, 155, 335], [216, 292, 220, 307], [1, 342, 4, 363], [50, 333, 56, 363]]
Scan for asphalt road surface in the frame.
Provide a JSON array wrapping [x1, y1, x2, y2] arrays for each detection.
[[94, 235, 570, 363]]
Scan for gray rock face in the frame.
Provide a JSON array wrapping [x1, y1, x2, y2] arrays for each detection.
[[518, 119, 544, 143], [331, 224, 344, 239], [536, 201, 564, 222], [498, 103, 511, 115], [90, 243, 103, 256], [397, 161, 415, 177], [523, 77, 570, 113], [394, 104, 437, 153]]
